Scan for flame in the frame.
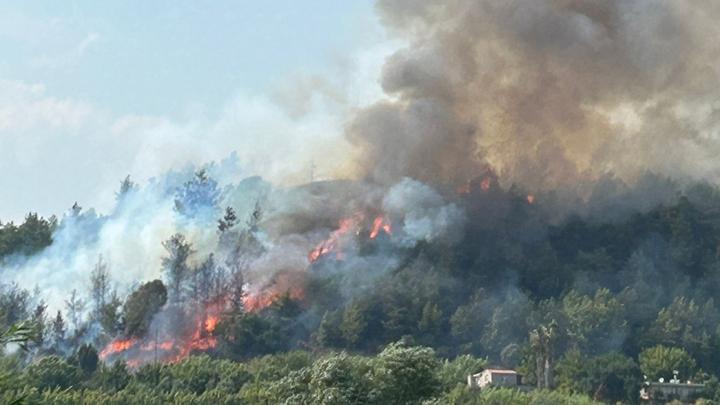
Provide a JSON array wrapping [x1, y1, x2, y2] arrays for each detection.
[[526, 194, 535, 204], [369, 216, 392, 239], [243, 286, 305, 312], [480, 177, 491, 192], [205, 315, 219, 333], [99, 338, 138, 360], [308, 216, 360, 263], [100, 304, 223, 366]]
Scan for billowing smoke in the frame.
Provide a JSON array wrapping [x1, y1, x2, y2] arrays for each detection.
[[347, 0, 720, 189], [383, 178, 464, 246]]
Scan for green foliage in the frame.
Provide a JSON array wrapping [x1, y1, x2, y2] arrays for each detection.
[[639, 345, 697, 382], [341, 300, 369, 348], [217, 312, 289, 359], [555, 350, 640, 403], [437, 354, 488, 391], [307, 353, 371, 404], [161, 233, 194, 303], [0, 321, 36, 349], [76, 344, 99, 375], [648, 297, 719, 366], [0, 213, 54, 260], [93, 361, 130, 392], [560, 289, 627, 354], [24, 355, 81, 390], [368, 341, 441, 404], [122, 279, 167, 337], [429, 386, 600, 405]]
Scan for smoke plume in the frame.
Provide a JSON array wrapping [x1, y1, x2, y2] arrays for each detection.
[[347, 0, 720, 189]]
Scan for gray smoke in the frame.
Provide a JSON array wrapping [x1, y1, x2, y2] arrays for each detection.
[[346, 0, 720, 189]]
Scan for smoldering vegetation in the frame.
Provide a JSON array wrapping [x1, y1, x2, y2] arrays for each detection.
[[2, 158, 720, 382]]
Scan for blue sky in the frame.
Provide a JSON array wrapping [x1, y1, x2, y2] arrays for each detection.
[[1, 1, 394, 221]]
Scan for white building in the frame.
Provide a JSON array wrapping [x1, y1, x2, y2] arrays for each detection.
[[467, 369, 522, 389]]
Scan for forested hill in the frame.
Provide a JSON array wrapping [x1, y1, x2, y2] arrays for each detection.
[[3, 174, 720, 403]]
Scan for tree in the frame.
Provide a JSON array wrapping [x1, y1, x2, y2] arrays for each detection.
[[161, 233, 194, 303], [555, 350, 640, 404], [649, 297, 717, 364], [308, 353, 371, 404], [123, 280, 167, 337], [24, 355, 80, 390], [437, 354, 487, 392], [530, 321, 558, 389], [216, 313, 287, 359], [95, 361, 130, 392], [31, 302, 48, 347], [561, 288, 627, 355], [192, 254, 217, 304], [341, 301, 368, 348], [313, 311, 343, 348], [115, 175, 137, 201], [174, 169, 221, 218], [51, 310, 66, 347], [89, 255, 111, 318], [64, 289, 85, 333], [369, 341, 441, 404], [0, 283, 30, 330], [98, 290, 123, 334], [76, 344, 99, 375], [217, 207, 237, 234], [418, 301, 443, 340], [639, 345, 697, 382]]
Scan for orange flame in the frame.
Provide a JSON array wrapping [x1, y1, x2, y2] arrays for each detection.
[[369, 216, 392, 239], [243, 286, 305, 312], [308, 216, 360, 263], [205, 315, 219, 333], [99, 338, 139, 360], [480, 177, 491, 192]]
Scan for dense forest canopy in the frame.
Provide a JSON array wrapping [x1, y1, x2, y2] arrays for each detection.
[[3, 167, 720, 403]]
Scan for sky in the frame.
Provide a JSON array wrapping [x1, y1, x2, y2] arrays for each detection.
[[0, 1, 393, 222]]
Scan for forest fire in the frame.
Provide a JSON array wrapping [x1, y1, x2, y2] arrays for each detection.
[[309, 213, 394, 262], [99, 285, 304, 367], [205, 315, 218, 333], [243, 286, 305, 311], [369, 215, 392, 239], [308, 216, 359, 263], [99, 338, 138, 359], [99, 308, 221, 366]]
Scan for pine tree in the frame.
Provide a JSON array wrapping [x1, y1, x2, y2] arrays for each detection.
[[161, 233, 194, 303], [217, 207, 237, 233], [51, 310, 66, 347], [90, 255, 111, 319], [116, 175, 137, 200], [65, 289, 86, 333], [341, 302, 367, 348], [31, 303, 48, 347]]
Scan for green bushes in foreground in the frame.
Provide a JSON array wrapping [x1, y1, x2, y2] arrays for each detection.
[[0, 342, 603, 405]]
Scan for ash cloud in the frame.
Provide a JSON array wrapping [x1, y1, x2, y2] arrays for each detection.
[[346, 0, 720, 188]]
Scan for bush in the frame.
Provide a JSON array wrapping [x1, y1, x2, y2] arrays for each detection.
[[24, 355, 81, 390]]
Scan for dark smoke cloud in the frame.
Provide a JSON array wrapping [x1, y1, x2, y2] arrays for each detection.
[[347, 0, 720, 188]]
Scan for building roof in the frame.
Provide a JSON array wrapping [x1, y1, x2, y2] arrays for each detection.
[[476, 369, 518, 375]]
